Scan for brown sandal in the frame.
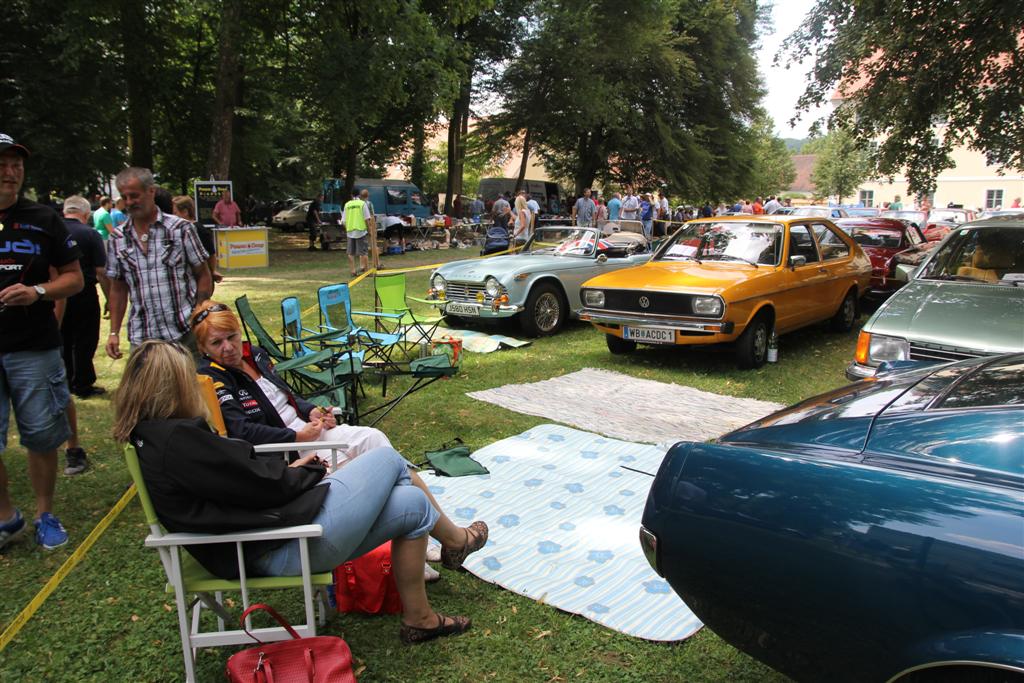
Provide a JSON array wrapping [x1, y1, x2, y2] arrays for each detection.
[[440, 520, 488, 570], [400, 612, 471, 645]]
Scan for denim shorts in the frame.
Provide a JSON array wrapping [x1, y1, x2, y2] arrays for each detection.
[[0, 349, 72, 453]]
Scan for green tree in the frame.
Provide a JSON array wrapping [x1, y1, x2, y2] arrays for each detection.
[[809, 128, 871, 204], [745, 110, 796, 199], [784, 0, 1024, 196]]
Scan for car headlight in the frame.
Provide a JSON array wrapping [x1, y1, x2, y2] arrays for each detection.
[[583, 289, 605, 307], [692, 296, 723, 316], [431, 274, 446, 292], [485, 276, 502, 298], [857, 332, 909, 365]]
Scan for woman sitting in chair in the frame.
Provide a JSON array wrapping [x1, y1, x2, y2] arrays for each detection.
[[111, 340, 488, 644], [191, 300, 385, 464]]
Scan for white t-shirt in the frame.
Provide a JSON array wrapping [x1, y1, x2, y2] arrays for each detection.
[[256, 376, 302, 428], [527, 198, 540, 214], [621, 195, 640, 220]]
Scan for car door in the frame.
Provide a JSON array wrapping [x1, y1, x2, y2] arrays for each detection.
[[811, 222, 855, 317], [777, 222, 829, 329]]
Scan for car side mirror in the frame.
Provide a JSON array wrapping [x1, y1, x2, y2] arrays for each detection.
[[596, 253, 608, 263], [789, 255, 807, 268]]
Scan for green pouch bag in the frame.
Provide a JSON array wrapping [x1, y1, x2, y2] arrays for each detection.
[[419, 438, 489, 477]]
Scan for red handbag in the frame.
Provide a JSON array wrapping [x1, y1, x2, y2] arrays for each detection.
[[225, 603, 356, 683], [334, 541, 403, 615]]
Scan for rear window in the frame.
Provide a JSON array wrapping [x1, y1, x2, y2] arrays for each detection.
[[936, 358, 1024, 409]]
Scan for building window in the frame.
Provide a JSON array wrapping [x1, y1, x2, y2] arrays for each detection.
[[985, 189, 1004, 209], [858, 190, 874, 207]]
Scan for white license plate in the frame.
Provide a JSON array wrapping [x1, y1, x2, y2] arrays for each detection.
[[445, 302, 481, 316], [623, 326, 675, 343]]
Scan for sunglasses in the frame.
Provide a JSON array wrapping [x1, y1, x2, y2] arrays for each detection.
[[191, 303, 230, 328]]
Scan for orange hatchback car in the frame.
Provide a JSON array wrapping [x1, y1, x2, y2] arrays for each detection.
[[579, 216, 872, 368]]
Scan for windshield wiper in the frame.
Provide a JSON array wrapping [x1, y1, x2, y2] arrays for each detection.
[[703, 254, 758, 267]]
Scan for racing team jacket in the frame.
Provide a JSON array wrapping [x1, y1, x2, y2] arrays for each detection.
[[198, 344, 317, 454]]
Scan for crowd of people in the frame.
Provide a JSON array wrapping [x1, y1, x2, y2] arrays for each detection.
[[0, 133, 490, 644]]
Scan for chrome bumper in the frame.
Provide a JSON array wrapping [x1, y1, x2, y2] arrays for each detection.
[[580, 309, 734, 334], [431, 300, 524, 318], [845, 362, 877, 381]]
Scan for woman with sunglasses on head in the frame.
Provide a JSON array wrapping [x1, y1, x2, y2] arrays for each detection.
[[190, 300, 390, 464], [112, 340, 487, 644]]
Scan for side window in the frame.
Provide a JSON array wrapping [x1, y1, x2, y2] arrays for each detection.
[[386, 188, 407, 205], [788, 225, 820, 263], [936, 358, 1024, 409], [812, 223, 850, 260]]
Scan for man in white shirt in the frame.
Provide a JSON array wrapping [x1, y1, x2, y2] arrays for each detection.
[[621, 187, 640, 221], [526, 195, 540, 234], [763, 195, 782, 214]]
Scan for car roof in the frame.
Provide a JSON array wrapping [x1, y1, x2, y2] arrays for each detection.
[[836, 217, 908, 231]]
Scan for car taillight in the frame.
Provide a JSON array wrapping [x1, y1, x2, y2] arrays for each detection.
[[855, 331, 870, 365]]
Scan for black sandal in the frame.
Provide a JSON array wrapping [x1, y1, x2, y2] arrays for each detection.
[[440, 520, 489, 570], [400, 612, 471, 645]]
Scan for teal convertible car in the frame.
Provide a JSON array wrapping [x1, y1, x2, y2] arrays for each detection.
[[641, 354, 1024, 682], [427, 224, 651, 336]]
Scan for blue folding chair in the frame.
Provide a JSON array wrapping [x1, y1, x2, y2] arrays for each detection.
[[317, 284, 405, 386]]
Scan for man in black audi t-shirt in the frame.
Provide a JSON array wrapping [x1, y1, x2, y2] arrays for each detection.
[[0, 134, 84, 551]]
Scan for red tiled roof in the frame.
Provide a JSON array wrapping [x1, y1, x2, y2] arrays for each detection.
[[789, 154, 817, 193]]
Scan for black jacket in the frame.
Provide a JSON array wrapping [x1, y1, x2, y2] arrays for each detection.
[[198, 345, 317, 447], [131, 417, 329, 579]]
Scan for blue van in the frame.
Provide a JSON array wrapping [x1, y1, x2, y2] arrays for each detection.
[[322, 178, 431, 220]]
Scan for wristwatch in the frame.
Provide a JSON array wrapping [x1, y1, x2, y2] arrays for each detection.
[[33, 284, 46, 300]]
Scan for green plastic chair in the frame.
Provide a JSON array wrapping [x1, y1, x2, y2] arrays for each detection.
[[124, 442, 335, 683], [374, 272, 444, 345]]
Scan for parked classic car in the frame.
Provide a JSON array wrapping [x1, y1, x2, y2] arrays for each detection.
[[640, 354, 1024, 683], [842, 206, 881, 217], [835, 217, 929, 300], [847, 217, 1024, 379], [881, 209, 929, 229], [789, 205, 850, 219], [271, 200, 312, 230], [426, 224, 652, 336], [579, 216, 871, 368]]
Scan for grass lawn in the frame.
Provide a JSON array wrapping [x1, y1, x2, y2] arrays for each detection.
[[0, 230, 862, 681]]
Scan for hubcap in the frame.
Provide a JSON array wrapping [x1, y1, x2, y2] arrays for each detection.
[[753, 324, 768, 360], [535, 293, 560, 332]]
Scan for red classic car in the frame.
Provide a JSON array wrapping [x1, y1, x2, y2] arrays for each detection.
[[835, 217, 929, 300]]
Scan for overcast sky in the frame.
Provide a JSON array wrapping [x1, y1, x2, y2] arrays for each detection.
[[757, 0, 828, 139]]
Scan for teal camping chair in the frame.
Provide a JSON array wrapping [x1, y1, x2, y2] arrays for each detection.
[[317, 284, 406, 387]]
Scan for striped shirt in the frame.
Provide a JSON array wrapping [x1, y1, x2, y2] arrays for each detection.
[[106, 209, 209, 344]]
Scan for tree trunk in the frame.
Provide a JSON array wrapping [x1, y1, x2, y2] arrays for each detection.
[[120, 0, 153, 169], [343, 145, 358, 197], [444, 115, 458, 215], [513, 129, 532, 194], [410, 123, 425, 189], [444, 70, 473, 215], [205, 0, 244, 180]]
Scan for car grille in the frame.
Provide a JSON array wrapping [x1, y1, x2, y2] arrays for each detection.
[[445, 281, 488, 303], [908, 342, 989, 363], [599, 290, 718, 317]]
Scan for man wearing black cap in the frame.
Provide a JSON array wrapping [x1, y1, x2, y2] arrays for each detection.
[[0, 133, 85, 551]]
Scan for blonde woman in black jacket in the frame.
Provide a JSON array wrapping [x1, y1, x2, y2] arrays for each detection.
[[112, 340, 487, 644]]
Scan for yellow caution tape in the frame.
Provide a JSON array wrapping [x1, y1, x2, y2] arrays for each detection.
[[0, 484, 138, 653]]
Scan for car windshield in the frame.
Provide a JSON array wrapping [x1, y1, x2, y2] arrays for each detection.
[[918, 226, 1024, 285], [656, 221, 782, 266], [881, 210, 926, 225], [791, 207, 829, 217], [846, 208, 879, 217], [850, 227, 904, 248], [525, 227, 601, 257]]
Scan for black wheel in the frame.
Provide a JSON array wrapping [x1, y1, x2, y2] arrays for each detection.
[[519, 282, 567, 337], [830, 288, 858, 332], [735, 312, 771, 369], [606, 333, 637, 354]]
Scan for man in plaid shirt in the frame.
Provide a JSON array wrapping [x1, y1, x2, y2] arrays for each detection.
[[105, 167, 212, 359]]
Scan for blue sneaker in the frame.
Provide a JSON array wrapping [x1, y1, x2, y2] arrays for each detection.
[[0, 509, 26, 551], [34, 512, 68, 550]]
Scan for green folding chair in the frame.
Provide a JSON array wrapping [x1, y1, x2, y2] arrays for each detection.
[[374, 272, 444, 346]]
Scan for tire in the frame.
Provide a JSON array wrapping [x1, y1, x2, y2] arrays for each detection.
[[519, 283, 567, 337], [830, 288, 858, 332], [606, 333, 637, 354], [735, 312, 771, 369]]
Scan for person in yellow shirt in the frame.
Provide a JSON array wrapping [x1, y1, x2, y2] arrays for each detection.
[[344, 189, 374, 276]]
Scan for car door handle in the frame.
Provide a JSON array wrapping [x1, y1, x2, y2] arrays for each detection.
[[818, 267, 828, 274]]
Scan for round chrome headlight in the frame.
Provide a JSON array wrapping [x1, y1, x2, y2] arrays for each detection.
[[583, 289, 605, 307], [485, 276, 502, 298], [431, 273, 446, 292]]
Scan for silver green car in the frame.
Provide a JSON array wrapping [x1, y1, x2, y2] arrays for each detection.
[[847, 216, 1024, 379], [427, 224, 652, 336]]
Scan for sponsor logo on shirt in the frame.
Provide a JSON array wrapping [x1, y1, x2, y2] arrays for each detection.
[[10, 222, 47, 234], [0, 239, 41, 255]]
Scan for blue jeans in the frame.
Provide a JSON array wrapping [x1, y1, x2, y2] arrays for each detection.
[[642, 220, 653, 239], [252, 447, 438, 576], [0, 349, 71, 453]]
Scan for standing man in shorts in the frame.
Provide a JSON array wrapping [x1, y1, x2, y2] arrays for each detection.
[[344, 189, 372, 276], [0, 133, 85, 550]]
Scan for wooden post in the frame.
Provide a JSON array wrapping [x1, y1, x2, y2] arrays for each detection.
[[369, 214, 380, 270]]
